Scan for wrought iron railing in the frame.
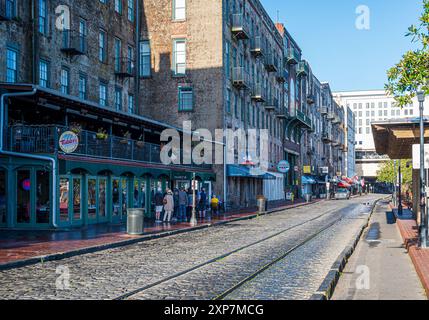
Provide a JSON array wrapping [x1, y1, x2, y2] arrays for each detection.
[[6, 125, 211, 169]]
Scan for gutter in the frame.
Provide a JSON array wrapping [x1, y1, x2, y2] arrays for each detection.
[[1, 89, 59, 228]]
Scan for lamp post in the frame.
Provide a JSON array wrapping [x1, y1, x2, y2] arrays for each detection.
[[393, 160, 397, 206], [398, 162, 403, 216], [190, 172, 197, 226], [417, 89, 427, 248]]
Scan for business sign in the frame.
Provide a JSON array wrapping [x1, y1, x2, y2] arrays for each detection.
[[412, 144, 429, 169], [59, 131, 79, 154], [277, 160, 290, 173], [320, 167, 329, 174]]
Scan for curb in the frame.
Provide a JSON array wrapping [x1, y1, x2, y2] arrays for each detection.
[[309, 197, 389, 300], [0, 199, 323, 271]]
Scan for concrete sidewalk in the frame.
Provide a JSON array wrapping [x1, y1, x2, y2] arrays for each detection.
[[332, 201, 427, 300]]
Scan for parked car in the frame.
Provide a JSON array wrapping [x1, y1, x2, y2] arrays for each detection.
[[335, 188, 351, 200]]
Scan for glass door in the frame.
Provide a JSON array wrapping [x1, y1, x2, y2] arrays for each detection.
[[16, 169, 31, 225], [98, 177, 108, 222], [112, 177, 122, 223], [0, 169, 7, 226], [59, 176, 71, 225], [121, 178, 128, 222], [71, 176, 83, 226], [87, 177, 97, 223]]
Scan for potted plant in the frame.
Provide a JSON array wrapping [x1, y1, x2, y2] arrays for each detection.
[[136, 134, 144, 148], [70, 123, 82, 134], [120, 131, 131, 144], [96, 128, 108, 140]]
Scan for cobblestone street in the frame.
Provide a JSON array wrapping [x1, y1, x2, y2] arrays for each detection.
[[0, 195, 382, 300]]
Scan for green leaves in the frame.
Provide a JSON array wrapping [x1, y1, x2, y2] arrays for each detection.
[[377, 160, 412, 186], [386, 0, 429, 107]]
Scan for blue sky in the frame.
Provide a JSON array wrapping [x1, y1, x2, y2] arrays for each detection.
[[261, 0, 422, 91]]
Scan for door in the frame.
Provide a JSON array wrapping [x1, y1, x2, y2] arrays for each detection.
[[98, 177, 108, 222], [87, 176, 97, 224], [0, 169, 7, 226], [71, 175, 83, 226]]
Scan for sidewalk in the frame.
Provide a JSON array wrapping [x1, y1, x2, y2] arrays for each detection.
[[332, 201, 427, 300], [0, 198, 321, 270]]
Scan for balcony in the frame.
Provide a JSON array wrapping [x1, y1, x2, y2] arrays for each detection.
[[264, 98, 277, 111], [297, 61, 309, 77], [322, 132, 332, 143], [6, 125, 211, 169], [264, 54, 278, 73], [275, 107, 288, 119], [250, 36, 264, 57], [114, 58, 135, 78], [320, 106, 328, 115], [276, 70, 287, 83], [232, 67, 250, 89], [332, 115, 341, 124], [286, 47, 300, 65], [307, 93, 315, 105], [296, 110, 312, 129], [231, 14, 250, 40], [251, 82, 265, 102], [0, 0, 15, 20], [327, 112, 335, 120], [61, 30, 87, 56]]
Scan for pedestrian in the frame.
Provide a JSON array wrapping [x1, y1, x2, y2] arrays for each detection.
[[187, 188, 193, 218], [178, 187, 188, 222], [173, 188, 179, 221], [210, 194, 219, 217], [163, 189, 174, 223], [154, 188, 164, 223], [199, 188, 207, 219]]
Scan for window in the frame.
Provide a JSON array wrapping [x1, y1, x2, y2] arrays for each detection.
[[5, 0, 17, 19], [366, 127, 370, 134], [226, 89, 231, 113], [405, 109, 408, 116], [60, 67, 69, 94], [99, 30, 107, 63], [178, 87, 193, 111], [127, 46, 134, 74], [173, 0, 186, 20], [38, 0, 47, 34], [78, 20, 87, 53], [127, 0, 134, 22], [128, 93, 135, 114], [410, 109, 414, 116], [39, 59, 49, 88], [173, 39, 186, 75], [128, 94, 134, 114], [139, 40, 151, 77], [115, 87, 122, 111], [99, 82, 108, 106], [78, 74, 87, 100], [115, 0, 122, 14], [6, 48, 17, 83], [114, 38, 121, 72]]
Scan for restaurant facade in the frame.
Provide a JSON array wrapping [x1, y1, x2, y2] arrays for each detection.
[[0, 84, 215, 230]]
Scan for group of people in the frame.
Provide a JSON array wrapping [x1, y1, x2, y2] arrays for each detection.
[[153, 187, 221, 223]]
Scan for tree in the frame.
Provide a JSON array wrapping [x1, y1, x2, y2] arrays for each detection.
[[377, 160, 413, 189], [385, 0, 429, 106]]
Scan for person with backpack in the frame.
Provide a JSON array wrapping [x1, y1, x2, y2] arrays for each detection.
[[199, 188, 207, 219]]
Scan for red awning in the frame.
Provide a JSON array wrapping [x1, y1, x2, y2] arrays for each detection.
[[338, 181, 351, 188]]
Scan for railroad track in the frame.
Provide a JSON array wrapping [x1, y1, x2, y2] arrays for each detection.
[[114, 202, 358, 300]]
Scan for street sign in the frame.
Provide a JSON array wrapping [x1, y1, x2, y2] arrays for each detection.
[[277, 160, 290, 173], [412, 144, 429, 169], [303, 166, 311, 174]]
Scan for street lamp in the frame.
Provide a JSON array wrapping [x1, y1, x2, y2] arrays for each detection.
[[393, 160, 397, 206], [398, 162, 403, 216], [190, 172, 197, 226], [417, 89, 427, 248]]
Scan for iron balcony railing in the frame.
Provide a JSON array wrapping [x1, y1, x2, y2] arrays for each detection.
[[296, 110, 312, 128], [61, 30, 87, 55], [251, 82, 265, 102], [286, 47, 300, 65], [297, 61, 309, 77], [320, 106, 329, 115], [6, 125, 211, 169], [264, 53, 278, 72], [0, 0, 14, 20], [250, 36, 264, 56], [232, 67, 250, 89], [114, 57, 135, 77], [264, 97, 277, 111], [231, 13, 250, 40]]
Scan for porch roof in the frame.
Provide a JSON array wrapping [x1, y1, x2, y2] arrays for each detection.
[[371, 118, 429, 159]]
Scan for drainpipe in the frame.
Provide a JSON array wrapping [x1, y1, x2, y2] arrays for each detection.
[[134, 0, 140, 114], [1, 89, 60, 228]]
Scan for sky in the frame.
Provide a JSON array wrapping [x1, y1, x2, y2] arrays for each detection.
[[260, 0, 423, 92]]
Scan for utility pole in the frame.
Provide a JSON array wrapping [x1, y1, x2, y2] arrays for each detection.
[[190, 172, 197, 226], [417, 89, 427, 248], [393, 160, 397, 207], [398, 162, 403, 216]]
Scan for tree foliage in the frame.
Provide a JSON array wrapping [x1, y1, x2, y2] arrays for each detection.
[[377, 160, 413, 186], [385, 0, 429, 106]]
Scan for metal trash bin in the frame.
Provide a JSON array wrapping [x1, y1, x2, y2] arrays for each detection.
[[305, 194, 311, 203], [127, 208, 145, 235], [257, 196, 267, 214]]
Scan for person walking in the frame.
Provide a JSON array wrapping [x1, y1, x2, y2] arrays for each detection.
[[178, 187, 188, 222], [154, 188, 164, 223], [173, 188, 179, 221], [163, 189, 174, 223], [199, 188, 207, 219], [210, 194, 219, 217]]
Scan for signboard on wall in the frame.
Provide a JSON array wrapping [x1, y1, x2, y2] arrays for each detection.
[[412, 144, 429, 169], [59, 131, 79, 154], [277, 160, 290, 173], [303, 166, 311, 174]]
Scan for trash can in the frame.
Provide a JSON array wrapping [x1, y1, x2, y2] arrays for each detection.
[[257, 196, 267, 214], [305, 194, 311, 203], [127, 208, 145, 235]]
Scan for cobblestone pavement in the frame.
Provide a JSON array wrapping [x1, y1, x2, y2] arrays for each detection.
[[0, 195, 382, 300]]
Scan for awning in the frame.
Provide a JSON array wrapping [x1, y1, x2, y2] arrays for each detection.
[[372, 118, 429, 159], [227, 165, 276, 180], [302, 175, 316, 185], [338, 181, 351, 188]]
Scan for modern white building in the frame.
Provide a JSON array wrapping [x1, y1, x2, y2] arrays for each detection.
[[333, 90, 429, 183]]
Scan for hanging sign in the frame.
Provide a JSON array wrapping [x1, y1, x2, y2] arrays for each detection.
[[59, 131, 79, 154]]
